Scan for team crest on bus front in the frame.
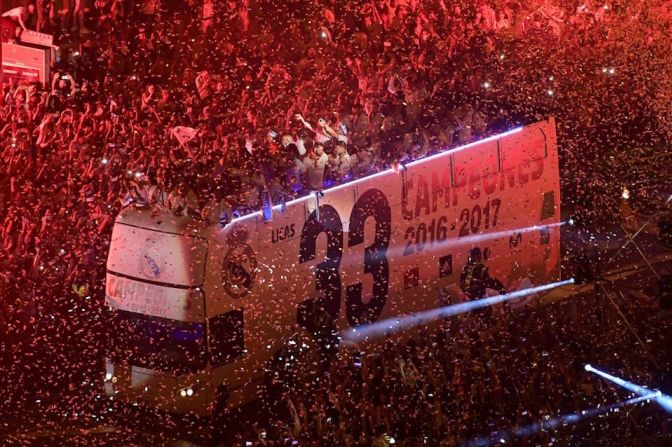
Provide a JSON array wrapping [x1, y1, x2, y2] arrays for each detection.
[[222, 225, 258, 298], [139, 239, 165, 280]]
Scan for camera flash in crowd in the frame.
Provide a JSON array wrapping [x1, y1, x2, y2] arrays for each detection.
[[101, 158, 108, 165], [549, 75, 554, 81], [483, 81, 491, 89], [320, 31, 328, 39], [73, 51, 80, 57], [547, 89, 554, 96]]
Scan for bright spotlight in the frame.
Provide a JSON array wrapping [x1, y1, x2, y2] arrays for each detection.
[[584, 364, 593, 372], [342, 279, 573, 342], [621, 186, 630, 200], [585, 364, 672, 413]]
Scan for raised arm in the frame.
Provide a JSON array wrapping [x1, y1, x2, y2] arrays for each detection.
[[294, 114, 315, 132], [69, 75, 77, 97], [51, 73, 59, 95]]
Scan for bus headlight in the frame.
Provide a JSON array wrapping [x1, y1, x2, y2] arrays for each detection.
[[179, 387, 194, 397]]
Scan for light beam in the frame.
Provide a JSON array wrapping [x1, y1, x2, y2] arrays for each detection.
[[341, 279, 574, 342], [585, 364, 672, 413], [337, 221, 565, 267], [387, 221, 565, 261], [464, 393, 659, 446]]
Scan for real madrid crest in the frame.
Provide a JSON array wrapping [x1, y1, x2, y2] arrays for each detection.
[[139, 238, 165, 280], [222, 225, 258, 298]]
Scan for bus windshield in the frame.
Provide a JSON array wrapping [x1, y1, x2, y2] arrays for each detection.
[[109, 310, 207, 374]]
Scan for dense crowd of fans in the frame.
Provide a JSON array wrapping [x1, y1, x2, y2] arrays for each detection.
[[224, 294, 669, 446], [0, 0, 671, 445]]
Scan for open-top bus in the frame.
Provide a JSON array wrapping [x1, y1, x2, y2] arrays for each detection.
[[104, 117, 561, 417]]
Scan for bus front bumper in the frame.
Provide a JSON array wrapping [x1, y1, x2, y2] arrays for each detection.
[[104, 358, 215, 416]]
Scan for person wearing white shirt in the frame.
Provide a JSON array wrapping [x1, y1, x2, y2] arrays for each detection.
[[331, 141, 352, 183], [282, 133, 307, 156], [301, 143, 328, 191], [2, 5, 34, 31]]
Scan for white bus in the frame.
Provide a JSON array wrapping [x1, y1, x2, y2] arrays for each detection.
[[104, 117, 561, 417]]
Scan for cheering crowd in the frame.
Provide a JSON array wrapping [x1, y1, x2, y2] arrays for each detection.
[[1, 0, 671, 445], [227, 293, 669, 446]]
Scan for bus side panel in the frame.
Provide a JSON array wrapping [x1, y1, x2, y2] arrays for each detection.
[[356, 118, 561, 324], [205, 201, 313, 387], [205, 118, 560, 392]]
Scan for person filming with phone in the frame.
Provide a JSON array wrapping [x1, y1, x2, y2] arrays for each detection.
[[47, 72, 76, 111]]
